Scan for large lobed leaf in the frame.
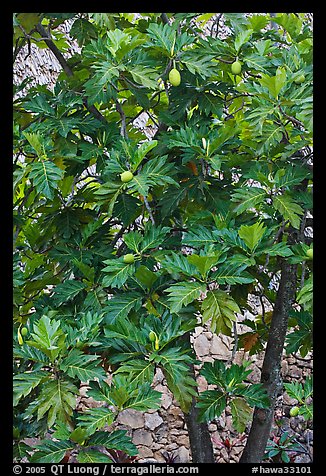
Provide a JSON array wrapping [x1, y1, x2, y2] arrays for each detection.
[[155, 347, 198, 413], [52, 280, 87, 306], [197, 390, 227, 422], [29, 160, 64, 199], [30, 440, 74, 463], [59, 349, 107, 382], [26, 315, 65, 361], [165, 281, 206, 313], [13, 371, 49, 406], [34, 379, 78, 428], [89, 429, 138, 455], [230, 397, 253, 433], [101, 259, 135, 288], [77, 407, 115, 436], [272, 194, 304, 230], [201, 289, 240, 335]]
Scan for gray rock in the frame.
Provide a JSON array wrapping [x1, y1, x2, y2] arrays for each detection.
[[154, 451, 168, 462], [132, 429, 153, 446], [153, 368, 165, 385], [155, 424, 168, 441], [247, 365, 261, 383], [177, 446, 190, 463], [117, 409, 144, 429], [137, 446, 154, 458], [161, 392, 173, 410], [145, 412, 164, 430], [288, 366, 303, 379], [210, 334, 231, 360], [169, 405, 183, 418], [281, 360, 289, 376], [197, 375, 208, 392], [203, 331, 213, 340], [202, 355, 214, 363], [139, 458, 159, 463], [193, 326, 204, 337], [171, 434, 189, 446], [194, 333, 210, 357], [283, 394, 298, 406]]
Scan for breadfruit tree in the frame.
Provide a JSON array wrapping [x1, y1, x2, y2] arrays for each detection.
[[13, 12, 313, 463]]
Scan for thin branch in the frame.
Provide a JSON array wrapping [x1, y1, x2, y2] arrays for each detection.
[[225, 93, 253, 103], [214, 13, 223, 38], [246, 71, 262, 79], [161, 59, 173, 80], [227, 321, 238, 365], [13, 36, 26, 63], [259, 293, 269, 330], [17, 24, 51, 43], [146, 110, 160, 128], [143, 196, 155, 224], [115, 100, 128, 139], [300, 261, 306, 288], [228, 98, 245, 117], [126, 90, 162, 126], [216, 57, 234, 64], [34, 23, 107, 125], [121, 74, 148, 90], [160, 13, 170, 25], [35, 23, 73, 77], [279, 106, 305, 129], [111, 226, 127, 248], [127, 108, 145, 126], [199, 158, 207, 177]]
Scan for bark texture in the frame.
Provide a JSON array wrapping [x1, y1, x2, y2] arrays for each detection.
[[181, 331, 215, 463], [240, 259, 298, 463], [184, 366, 215, 463]]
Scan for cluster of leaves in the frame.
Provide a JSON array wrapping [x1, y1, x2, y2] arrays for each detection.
[[13, 12, 312, 462], [284, 376, 313, 421], [197, 360, 270, 431], [265, 431, 303, 463], [13, 313, 161, 462]]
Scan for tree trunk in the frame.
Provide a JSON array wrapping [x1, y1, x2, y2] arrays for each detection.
[[239, 259, 298, 463], [181, 332, 215, 463], [184, 366, 215, 463]]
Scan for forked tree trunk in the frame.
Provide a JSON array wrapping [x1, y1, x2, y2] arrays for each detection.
[[239, 259, 298, 463]]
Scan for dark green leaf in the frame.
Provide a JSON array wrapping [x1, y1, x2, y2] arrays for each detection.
[[230, 397, 253, 433], [101, 259, 135, 289], [29, 160, 63, 199], [236, 383, 270, 408], [201, 290, 239, 334], [52, 280, 87, 306], [77, 450, 113, 463], [30, 440, 74, 463], [89, 430, 138, 455], [104, 292, 143, 323], [13, 371, 49, 406], [59, 349, 106, 382], [165, 281, 206, 313], [77, 407, 115, 436], [196, 390, 227, 422]]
